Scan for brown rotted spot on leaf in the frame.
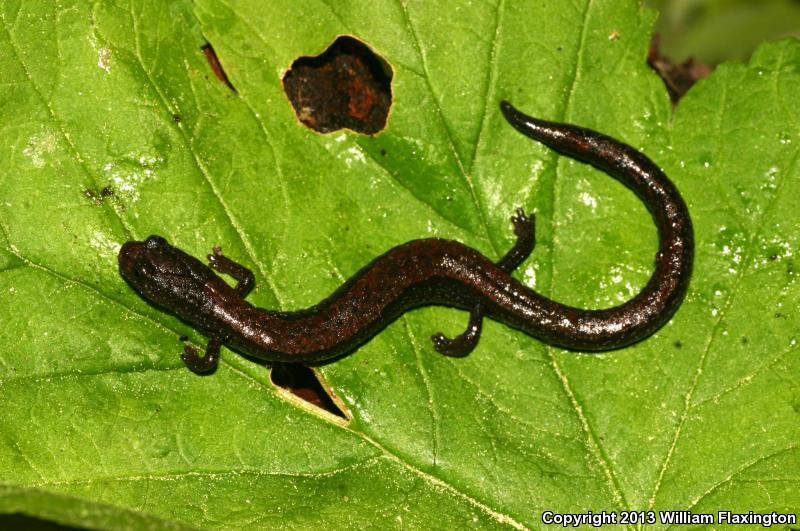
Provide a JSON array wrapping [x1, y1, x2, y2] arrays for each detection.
[[271, 362, 348, 420], [202, 43, 236, 92], [283, 36, 392, 135]]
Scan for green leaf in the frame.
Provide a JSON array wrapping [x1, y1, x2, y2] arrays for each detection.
[[1, 0, 798, 528]]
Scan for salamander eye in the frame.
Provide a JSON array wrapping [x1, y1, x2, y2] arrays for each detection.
[[145, 235, 167, 249]]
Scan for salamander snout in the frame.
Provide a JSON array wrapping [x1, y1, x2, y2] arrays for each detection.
[[118, 240, 146, 278], [118, 236, 169, 283], [118, 236, 169, 276]]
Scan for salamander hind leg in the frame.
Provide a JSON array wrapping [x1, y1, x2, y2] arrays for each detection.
[[430, 208, 536, 357], [207, 246, 255, 297], [181, 336, 222, 374], [431, 305, 484, 357]]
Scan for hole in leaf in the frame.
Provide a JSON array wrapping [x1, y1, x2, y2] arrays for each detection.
[[647, 35, 710, 104], [270, 363, 347, 419], [282, 36, 392, 135], [202, 43, 236, 92]]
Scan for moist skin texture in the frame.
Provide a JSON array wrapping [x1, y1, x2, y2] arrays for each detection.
[[118, 101, 693, 373]]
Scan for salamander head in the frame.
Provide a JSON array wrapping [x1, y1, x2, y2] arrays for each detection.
[[118, 235, 213, 312]]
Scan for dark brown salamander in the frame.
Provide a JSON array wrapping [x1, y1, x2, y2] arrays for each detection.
[[118, 101, 693, 373]]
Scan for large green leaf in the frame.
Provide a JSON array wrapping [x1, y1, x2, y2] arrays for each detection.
[[1, 0, 798, 528]]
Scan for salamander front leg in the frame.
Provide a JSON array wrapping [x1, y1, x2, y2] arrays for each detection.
[[181, 336, 222, 374], [497, 208, 536, 271], [207, 246, 255, 297], [431, 208, 536, 357]]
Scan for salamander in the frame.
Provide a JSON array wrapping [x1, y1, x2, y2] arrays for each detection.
[[118, 101, 693, 373]]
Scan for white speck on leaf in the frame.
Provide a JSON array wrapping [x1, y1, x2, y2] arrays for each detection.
[[579, 192, 598, 209], [344, 146, 366, 166], [90, 230, 121, 260], [104, 154, 163, 201], [97, 47, 111, 73], [523, 265, 537, 287], [623, 281, 635, 297], [23, 131, 58, 168]]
